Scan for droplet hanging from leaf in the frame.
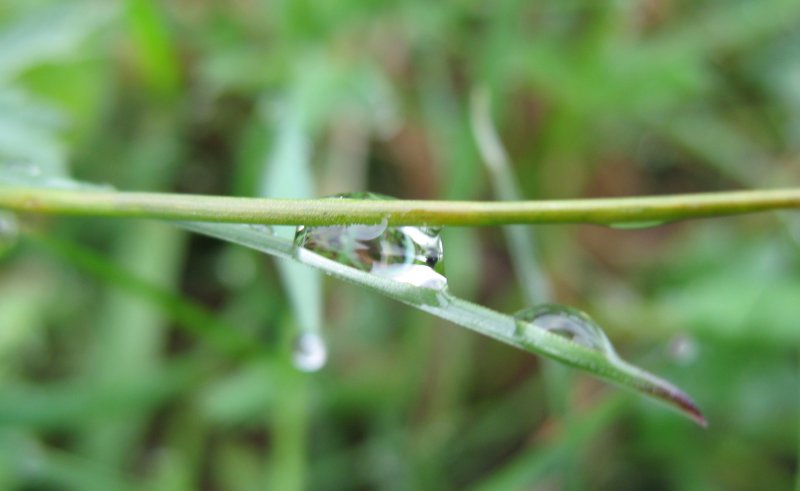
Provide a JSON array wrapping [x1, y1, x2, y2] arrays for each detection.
[[292, 332, 328, 373]]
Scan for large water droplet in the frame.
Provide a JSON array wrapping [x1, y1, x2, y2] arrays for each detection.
[[292, 332, 328, 372], [293, 192, 447, 289], [0, 212, 19, 256], [513, 303, 615, 354]]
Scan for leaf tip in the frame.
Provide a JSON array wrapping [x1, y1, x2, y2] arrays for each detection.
[[674, 391, 708, 428], [647, 379, 708, 428]]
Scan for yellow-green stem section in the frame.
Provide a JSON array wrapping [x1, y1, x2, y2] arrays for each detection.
[[1, 186, 799, 226]]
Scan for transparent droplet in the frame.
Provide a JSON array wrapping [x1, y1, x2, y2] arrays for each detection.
[[513, 303, 615, 354], [292, 332, 327, 372], [513, 303, 707, 427], [0, 212, 19, 256], [293, 192, 447, 289]]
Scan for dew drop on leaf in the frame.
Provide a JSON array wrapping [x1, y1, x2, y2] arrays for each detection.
[[293, 192, 447, 289], [292, 332, 327, 372], [514, 303, 707, 427], [513, 303, 615, 355]]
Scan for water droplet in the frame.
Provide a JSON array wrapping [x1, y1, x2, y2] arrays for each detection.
[[607, 221, 666, 230], [293, 193, 447, 289], [513, 303, 707, 427], [0, 212, 19, 256], [292, 332, 327, 372], [513, 304, 615, 354]]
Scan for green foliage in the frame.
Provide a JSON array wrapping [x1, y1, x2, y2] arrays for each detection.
[[0, 0, 799, 489]]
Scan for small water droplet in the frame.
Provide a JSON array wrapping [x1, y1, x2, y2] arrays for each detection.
[[513, 304, 615, 354], [607, 221, 666, 230], [0, 212, 19, 256], [292, 332, 328, 372], [514, 303, 707, 427], [293, 192, 447, 289]]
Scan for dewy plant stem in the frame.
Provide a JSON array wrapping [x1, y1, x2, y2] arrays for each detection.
[[1, 186, 800, 226]]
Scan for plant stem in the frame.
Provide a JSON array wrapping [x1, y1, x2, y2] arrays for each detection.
[[1, 185, 800, 226]]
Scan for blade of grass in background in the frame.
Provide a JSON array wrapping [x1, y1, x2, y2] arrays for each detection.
[[259, 96, 322, 362], [78, 0, 184, 470], [29, 234, 256, 356], [0, 2, 115, 81], [471, 85, 580, 486], [468, 395, 624, 491], [0, 2, 115, 174], [80, 125, 186, 471], [0, 430, 136, 491], [469, 87, 552, 309], [257, 95, 319, 491], [124, 0, 180, 98]]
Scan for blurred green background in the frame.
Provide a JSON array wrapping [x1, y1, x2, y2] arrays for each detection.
[[1, 0, 799, 489]]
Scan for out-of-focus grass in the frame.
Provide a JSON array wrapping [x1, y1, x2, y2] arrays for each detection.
[[0, 1, 799, 489]]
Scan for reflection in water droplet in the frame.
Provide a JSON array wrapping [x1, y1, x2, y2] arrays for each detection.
[[292, 332, 328, 372], [293, 193, 447, 289], [0, 212, 19, 256], [513, 304, 615, 354]]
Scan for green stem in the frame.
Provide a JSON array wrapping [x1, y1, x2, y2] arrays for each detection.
[[1, 185, 800, 226]]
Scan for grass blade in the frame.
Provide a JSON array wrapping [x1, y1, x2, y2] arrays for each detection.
[[179, 221, 706, 426]]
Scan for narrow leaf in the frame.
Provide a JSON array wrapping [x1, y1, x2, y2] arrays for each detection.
[[179, 220, 706, 426]]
